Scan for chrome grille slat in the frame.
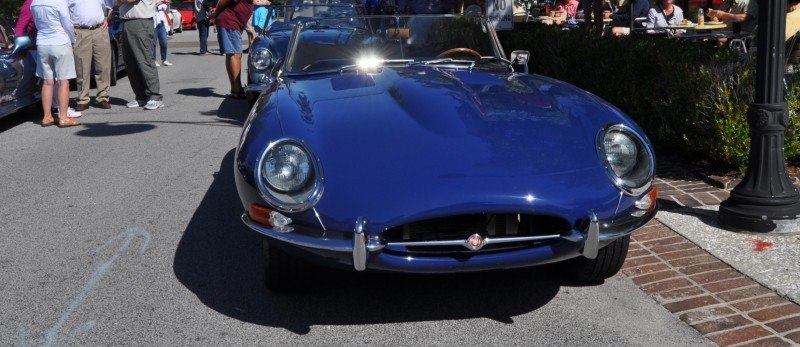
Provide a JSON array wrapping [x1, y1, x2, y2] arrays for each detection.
[[388, 234, 561, 248]]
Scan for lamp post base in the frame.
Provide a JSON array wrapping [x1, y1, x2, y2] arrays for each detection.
[[719, 199, 800, 233]]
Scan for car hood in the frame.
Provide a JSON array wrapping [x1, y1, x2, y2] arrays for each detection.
[[259, 67, 640, 231]]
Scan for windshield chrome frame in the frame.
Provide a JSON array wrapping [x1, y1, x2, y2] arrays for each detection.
[[282, 14, 508, 76]]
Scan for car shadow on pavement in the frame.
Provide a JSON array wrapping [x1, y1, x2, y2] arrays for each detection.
[[0, 106, 38, 133], [174, 150, 566, 335]]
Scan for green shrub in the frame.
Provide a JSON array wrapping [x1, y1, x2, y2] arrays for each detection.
[[500, 23, 800, 172]]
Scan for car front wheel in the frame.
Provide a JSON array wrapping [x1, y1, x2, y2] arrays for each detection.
[[262, 238, 314, 292], [569, 235, 630, 283]]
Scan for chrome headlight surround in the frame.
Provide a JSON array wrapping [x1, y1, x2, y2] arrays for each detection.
[[251, 48, 273, 71], [596, 124, 655, 196], [255, 139, 324, 212]]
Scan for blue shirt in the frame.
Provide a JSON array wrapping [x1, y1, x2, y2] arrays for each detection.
[[253, 6, 268, 31]]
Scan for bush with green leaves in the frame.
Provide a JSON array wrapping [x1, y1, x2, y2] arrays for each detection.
[[500, 23, 800, 172]]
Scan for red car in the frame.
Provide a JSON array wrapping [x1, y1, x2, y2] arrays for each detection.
[[174, 0, 196, 30]]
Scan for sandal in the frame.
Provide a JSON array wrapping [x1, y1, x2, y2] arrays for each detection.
[[39, 117, 55, 127], [56, 117, 81, 128], [228, 90, 247, 100]]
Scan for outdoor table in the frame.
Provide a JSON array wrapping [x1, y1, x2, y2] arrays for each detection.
[[530, 15, 566, 26], [666, 22, 727, 33]]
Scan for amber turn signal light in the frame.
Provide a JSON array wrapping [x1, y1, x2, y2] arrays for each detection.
[[249, 203, 273, 226]]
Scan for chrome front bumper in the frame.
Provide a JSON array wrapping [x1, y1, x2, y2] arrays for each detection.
[[242, 207, 655, 272]]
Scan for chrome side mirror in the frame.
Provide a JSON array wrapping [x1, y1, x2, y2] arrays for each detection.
[[10, 36, 32, 57], [510, 50, 530, 74]]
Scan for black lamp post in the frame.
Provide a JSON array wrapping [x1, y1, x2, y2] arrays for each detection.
[[718, 0, 800, 232]]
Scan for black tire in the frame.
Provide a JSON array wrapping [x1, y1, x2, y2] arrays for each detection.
[[110, 50, 118, 86], [569, 235, 630, 283], [262, 238, 314, 292]]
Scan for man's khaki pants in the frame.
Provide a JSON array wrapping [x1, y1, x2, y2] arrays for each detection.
[[73, 27, 112, 106]]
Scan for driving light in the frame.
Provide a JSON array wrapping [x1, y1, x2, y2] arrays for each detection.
[[252, 48, 272, 70], [256, 139, 324, 212], [597, 125, 654, 196]]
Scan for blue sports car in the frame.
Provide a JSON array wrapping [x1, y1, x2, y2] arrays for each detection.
[[235, 15, 658, 292], [245, 0, 364, 104]]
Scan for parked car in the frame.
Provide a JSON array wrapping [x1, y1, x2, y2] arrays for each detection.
[[168, 8, 183, 35], [0, 16, 38, 119], [245, 1, 364, 104], [105, 13, 127, 86], [235, 15, 658, 292], [174, 0, 197, 30]]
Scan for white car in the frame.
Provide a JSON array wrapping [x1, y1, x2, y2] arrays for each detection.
[[168, 8, 183, 35]]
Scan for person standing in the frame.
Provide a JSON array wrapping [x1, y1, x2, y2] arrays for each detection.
[[116, 0, 163, 110], [153, 0, 172, 66], [211, 0, 253, 99], [195, 0, 211, 55], [31, 0, 80, 128], [69, 0, 114, 112], [13, 0, 37, 106]]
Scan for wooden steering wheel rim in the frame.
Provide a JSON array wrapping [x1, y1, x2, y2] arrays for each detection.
[[437, 47, 482, 59]]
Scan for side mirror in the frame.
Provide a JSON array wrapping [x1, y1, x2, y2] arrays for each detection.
[[510, 50, 530, 74], [10, 36, 32, 57]]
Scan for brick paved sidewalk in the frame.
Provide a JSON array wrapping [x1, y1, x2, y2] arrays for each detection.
[[617, 162, 800, 346], [623, 221, 800, 346]]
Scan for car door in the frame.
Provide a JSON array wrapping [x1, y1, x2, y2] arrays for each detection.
[[0, 16, 23, 115]]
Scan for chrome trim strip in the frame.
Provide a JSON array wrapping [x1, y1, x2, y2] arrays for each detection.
[[312, 207, 327, 231], [583, 210, 600, 259], [242, 213, 352, 252], [353, 217, 367, 271], [387, 234, 561, 250]]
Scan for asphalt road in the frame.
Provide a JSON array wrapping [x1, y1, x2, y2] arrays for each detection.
[[0, 31, 711, 346]]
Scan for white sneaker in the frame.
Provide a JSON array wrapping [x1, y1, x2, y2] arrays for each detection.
[[64, 107, 82, 118], [162, 60, 173, 66], [155, 61, 161, 67], [144, 100, 163, 110], [126, 100, 146, 108]]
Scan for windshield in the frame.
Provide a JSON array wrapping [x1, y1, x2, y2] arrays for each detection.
[[259, 4, 361, 31], [284, 15, 500, 74]]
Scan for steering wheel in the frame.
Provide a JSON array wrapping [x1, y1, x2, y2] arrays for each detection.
[[437, 48, 482, 59]]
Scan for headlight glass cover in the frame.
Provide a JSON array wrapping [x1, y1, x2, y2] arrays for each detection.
[[597, 125, 654, 195], [256, 139, 324, 212], [251, 48, 272, 70]]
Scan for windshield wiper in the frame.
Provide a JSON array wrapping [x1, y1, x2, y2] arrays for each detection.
[[407, 58, 475, 66]]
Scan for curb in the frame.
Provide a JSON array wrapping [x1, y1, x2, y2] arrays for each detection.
[[621, 220, 800, 346]]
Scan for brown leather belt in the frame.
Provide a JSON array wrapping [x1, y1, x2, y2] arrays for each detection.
[[73, 23, 102, 30]]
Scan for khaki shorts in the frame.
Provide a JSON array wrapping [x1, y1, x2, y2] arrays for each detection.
[[37, 44, 76, 80]]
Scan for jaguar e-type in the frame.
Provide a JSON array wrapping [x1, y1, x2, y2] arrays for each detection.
[[235, 15, 658, 292]]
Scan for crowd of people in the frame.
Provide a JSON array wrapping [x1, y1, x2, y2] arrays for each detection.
[[13, 0, 184, 128]]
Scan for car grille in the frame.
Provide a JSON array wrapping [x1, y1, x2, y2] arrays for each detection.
[[383, 214, 571, 255]]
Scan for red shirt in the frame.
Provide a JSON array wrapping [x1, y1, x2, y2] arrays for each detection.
[[216, 0, 253, 31], [15, 0, 37, 50]]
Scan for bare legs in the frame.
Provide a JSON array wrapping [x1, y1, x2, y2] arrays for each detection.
[[41, 79, 80, 127], [225, 53, 244, 95]]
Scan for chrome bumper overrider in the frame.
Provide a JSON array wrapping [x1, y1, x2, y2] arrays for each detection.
[[242, 208, 655, 271], [245, 83, 269, 96]]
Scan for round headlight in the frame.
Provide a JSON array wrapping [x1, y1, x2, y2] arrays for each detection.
[[262, 143, 311, 192], [256, 139, 324, 212], [597, 125, 654, 195], [252, 48, 273, 70], [604, 131, 637, 177]]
